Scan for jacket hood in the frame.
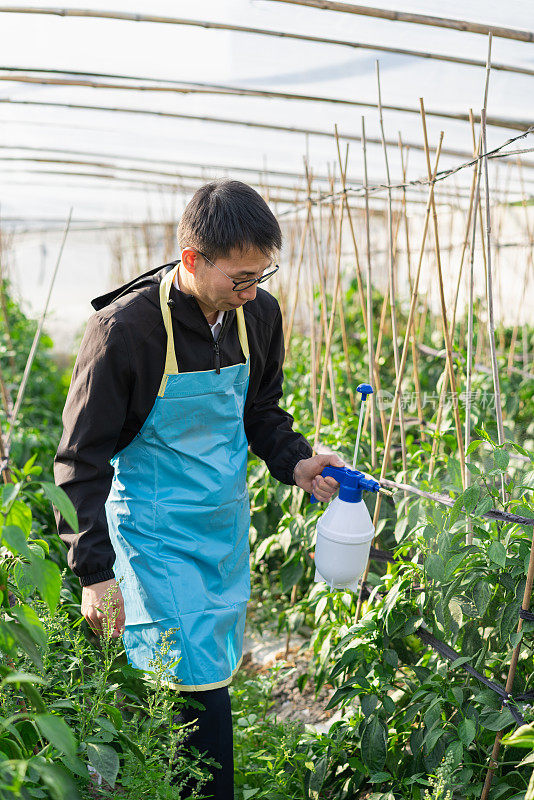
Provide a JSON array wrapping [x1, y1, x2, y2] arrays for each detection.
[[91, 260, 179, 311]]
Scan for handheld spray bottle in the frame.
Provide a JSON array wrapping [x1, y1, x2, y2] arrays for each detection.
[[310, 383, 381, 592]]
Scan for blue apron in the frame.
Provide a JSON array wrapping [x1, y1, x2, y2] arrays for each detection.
[[105, 264, 251, 691]]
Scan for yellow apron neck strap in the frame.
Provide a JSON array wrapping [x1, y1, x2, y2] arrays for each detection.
[[159, 264, 250, 376], [160, 265, 180, 374]]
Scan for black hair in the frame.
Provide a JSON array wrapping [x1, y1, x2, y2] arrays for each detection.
[[177, 179, 282, 262]]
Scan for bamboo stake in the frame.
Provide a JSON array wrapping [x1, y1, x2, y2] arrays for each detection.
[[304, 162, 339, 425], [376, 61, 408, 484], [428, 124, 482, 479], [265, 0, 534, 42], [465, 152, 484, 546], [355, 135, 445, 622], [325, 170, 340, 427], [0, 154, 308, 195], [306, 232, 318, 429], [399, 134, 426, 441], [4, 70, 530, 132], [420, 100, 466, 487], [0, 142, 363, 186], [1, 11, 532, 76], [362, 117, 377, 468], [313, 196, 344, 451], [507, 159, 534, 374], [481, 106, 506, 501], [284, 214, 310, 349], [5, 209, 72, 454], [333, 126, 367, 339], [5, 98, 529, 166], [481, 526, 534, 800], [369, 285, 389, 445]]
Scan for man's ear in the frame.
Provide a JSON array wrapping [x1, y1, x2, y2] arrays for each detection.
[[181, 248, 197, 275]]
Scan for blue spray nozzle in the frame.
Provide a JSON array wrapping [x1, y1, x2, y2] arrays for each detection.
[[310, 465, 380, 504], [357, 383, 374, 401]]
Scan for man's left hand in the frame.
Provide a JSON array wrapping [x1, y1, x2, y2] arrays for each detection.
[[293, 453, 345, 502]]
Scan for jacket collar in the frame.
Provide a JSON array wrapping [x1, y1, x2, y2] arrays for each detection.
[[91, 259, 236, 339]]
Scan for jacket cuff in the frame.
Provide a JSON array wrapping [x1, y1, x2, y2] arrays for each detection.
[[78, 569, 115, 587], [282, 442, 313, 486]]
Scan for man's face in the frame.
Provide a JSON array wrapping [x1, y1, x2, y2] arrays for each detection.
[[181, 246, 274, 313]]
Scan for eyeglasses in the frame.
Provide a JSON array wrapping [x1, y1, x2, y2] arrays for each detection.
[[188, 249, 279, 292]]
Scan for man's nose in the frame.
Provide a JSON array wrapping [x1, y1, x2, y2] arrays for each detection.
[[237, 283, 257, 302]]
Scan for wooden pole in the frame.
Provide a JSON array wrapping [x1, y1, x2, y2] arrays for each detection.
[[480, 526, 534, 800], [333, 125, 367, 338], [4, 98, 528, 167], [264, 0, 534, 43], [362, 117, 377, 468], [399, 134, 426, 441], [428, 126, 481, 479], [355, 135, 445, 622], [376, 61, 408, 483], [5, 209, 72, 454], [481, 106, 506, 501], [420, 100, 466, 488], [313, 196, 344, 451], [3, 70, 530, 132], [0, 12, 531, 76]]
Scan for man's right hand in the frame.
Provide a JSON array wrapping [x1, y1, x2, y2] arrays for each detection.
[[81, 579, 125, 638]]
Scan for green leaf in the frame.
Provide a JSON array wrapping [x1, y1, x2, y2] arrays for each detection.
[[472, 580, 492, 617], [35, 714, 77, 757], [426, 553, 445, 582], [466, 440, 484, 455], [458, 718, 476, 747], [488, 541, 507, 569], [280, 554, 304, 593], [11, 622, 43, 669], [308, 754, 328, 799], [494, 449, 510, 472], [361, 694, 379, 718], [474, 495, 494, 516], [31, 559, 62, 614], [10, 604, 47, 648], [462, 623, 483, 657], [116, 730, 145, 764], [361, 716, 387, 773], [5, 500, 32, 535], [40, 482, 79, 535], [1, 525, 31, 558], [1, 670, 45, 686], [31, 761, 81, 800], [481, 708, 516, 731], [463, 485, 481, 514], [86, 742, 120, 788]]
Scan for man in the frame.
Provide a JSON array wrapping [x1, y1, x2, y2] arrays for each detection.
[[54, 179, 341, 798]]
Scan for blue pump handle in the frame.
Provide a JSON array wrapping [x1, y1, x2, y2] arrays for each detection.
[[310, 466, 345, 505], [310, 465, 380, 504], [357, 383, 374, 400]]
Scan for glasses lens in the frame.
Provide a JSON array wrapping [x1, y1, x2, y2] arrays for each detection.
[[258, 266, 279, 284], [233, 279, 256, 291]]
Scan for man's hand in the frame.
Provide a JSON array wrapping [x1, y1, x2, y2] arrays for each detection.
[[81, 579, 125, 638], [293, 453, 345, 502]]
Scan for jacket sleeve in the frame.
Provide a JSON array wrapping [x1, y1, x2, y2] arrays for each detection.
[[244, 305, 312, 485], [53, 314, 131, 587]]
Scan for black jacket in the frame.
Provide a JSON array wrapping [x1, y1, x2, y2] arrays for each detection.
[[53, 261, 313, 587]]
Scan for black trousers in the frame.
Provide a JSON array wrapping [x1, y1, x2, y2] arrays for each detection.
[[172, 686, 234, 799]]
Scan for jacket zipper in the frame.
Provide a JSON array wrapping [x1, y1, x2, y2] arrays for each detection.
[[212, 310, 233, 374]]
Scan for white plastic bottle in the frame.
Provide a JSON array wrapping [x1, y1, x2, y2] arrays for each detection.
[[311, 466, 380, 592]]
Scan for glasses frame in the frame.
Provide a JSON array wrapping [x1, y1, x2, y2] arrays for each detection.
[[184, 248, 279, 292]]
